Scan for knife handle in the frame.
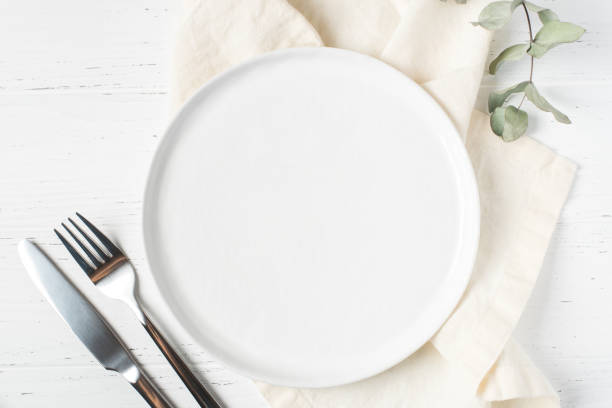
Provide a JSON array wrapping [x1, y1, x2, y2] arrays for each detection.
[[143, 315, 222, 408], [131, 371, 172, 408]]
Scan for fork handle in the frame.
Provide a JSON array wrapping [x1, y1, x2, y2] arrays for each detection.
[[143, 315, 222, 408]]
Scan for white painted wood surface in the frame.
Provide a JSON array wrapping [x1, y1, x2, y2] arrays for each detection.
[[0, 1, 609, 407]]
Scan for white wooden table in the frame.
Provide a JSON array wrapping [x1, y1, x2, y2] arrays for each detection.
[[1, 1, 610, 407]]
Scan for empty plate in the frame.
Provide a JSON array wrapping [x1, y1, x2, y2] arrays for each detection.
[[143, 47, 479, 387]]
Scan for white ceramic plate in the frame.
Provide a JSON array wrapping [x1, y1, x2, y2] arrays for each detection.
[[143, 47, 479, 388]]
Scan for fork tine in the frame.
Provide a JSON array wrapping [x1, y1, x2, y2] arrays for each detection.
[[62, 222, 102, 268], [54, 228, 95, 276], [75, 212, 122, 256], [68, 218, 110, 261]]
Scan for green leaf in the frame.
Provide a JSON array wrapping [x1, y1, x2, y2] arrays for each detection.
[[527, 21, 585, 58], [472, 1, 522, 30], [489, 43, 529, 74], [490, 108, 506, 136], [488, 81, 530, 113], [524, 2, 559, 24], [524, 83, 571, 124], [491, 106, 529, 142]]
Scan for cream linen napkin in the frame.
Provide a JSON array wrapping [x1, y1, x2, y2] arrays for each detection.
[[170, 1, 576, 407]]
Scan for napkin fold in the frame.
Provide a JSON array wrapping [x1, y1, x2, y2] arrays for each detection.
[[171, 1, 576, 406]]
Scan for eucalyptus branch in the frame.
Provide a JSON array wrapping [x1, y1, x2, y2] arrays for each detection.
[[442, 0, 585, 142], [517, 2, 533, 109]]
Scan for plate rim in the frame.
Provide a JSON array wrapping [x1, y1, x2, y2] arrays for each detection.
[[142, 46, 480, 388]]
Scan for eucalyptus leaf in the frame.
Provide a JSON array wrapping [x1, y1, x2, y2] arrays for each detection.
[[524, 2, 559, 24], [536, 9, 558, 24], [489, 43, 529, 74], [527, 21, 585, 58], [491, 106, 529, 142], [524, 83, 571, 123], [488, 81, 530, 113], [490, 108, 506, 136], [472, 1, 522, 30]]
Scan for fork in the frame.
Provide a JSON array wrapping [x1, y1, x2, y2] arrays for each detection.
[[55, 213, 222, 408]]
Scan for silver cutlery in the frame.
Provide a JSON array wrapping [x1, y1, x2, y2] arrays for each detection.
[[18, 240, 172, 408], [54, 213, 222, 408]]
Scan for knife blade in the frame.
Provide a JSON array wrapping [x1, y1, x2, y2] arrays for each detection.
[[18, 239, 172, 408]]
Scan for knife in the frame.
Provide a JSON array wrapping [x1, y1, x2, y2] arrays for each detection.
[[18, 239, 173, 408]]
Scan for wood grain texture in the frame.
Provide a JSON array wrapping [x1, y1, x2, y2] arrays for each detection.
[[0, 0, 610, 407]]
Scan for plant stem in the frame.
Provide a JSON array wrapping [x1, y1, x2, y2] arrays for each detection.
[[518, 1, 534, 109]]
